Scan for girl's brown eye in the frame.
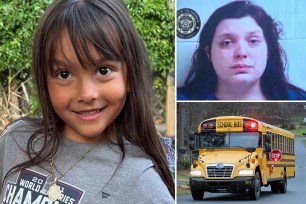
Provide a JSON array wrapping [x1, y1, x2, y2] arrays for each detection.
[[56, 70, 71, 79], [97, 66, 112, 76]]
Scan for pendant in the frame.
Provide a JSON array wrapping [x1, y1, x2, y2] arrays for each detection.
[[47, 183, 61, 202]]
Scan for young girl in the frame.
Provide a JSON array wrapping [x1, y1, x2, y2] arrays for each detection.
[[177, 0, 306, 100], [0, 0, 174, 203]]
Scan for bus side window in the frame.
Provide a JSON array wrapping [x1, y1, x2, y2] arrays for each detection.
[[265, 133, 271, 152]]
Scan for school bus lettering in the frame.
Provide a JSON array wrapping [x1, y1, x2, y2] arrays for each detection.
[[234, 121, 242, 127], [217, 122, 232, 128], [216, 119, 243, 132]]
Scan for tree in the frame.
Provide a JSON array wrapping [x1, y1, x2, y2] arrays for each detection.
[[0, 0, 52, 130], [0, 0, 52, 83], [124, 0, 174, 83]]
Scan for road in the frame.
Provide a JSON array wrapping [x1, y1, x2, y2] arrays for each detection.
[[177, 138, 306, 204]]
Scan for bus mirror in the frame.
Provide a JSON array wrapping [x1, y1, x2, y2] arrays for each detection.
[[266, 134, 271, 143], [189, 131, 195, 140], [265, 144, 271, 152], [179, 147, 186, 154], [246, 147, 256, 153], [189, 142, 195, 151]]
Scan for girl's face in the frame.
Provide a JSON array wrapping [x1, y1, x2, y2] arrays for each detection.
[[47, 30, 127, 144], [209, 16, 268, 87]]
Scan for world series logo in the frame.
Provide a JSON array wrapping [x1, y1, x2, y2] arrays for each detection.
[[177, 8, 201, 39], [2, 169, 84, 204]]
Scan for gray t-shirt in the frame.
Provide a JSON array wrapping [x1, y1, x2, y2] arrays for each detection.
[[0, 119, 174, 204]]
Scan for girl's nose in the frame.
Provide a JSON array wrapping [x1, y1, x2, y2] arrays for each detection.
[[77, 79, 99, 103], [234, 41, 248, 59]]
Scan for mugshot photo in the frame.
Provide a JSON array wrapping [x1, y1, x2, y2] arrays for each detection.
[[177, 0, 306, 100]]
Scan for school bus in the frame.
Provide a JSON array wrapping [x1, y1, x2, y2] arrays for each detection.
[[189, 116, 295, 200]]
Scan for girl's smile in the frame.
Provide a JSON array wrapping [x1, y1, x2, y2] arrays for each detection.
[[47, 29, 128, 144], [73, 108, 104, 121]]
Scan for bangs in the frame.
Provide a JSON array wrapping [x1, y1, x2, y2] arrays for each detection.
[[46, 1, 124, 69]]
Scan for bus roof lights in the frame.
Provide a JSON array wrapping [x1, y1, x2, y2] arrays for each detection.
[[244, 122, 256, 128], [243, 120, 258, 131], [202, 123, 214, 129]]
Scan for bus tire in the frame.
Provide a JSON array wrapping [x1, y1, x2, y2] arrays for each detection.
[[270, 183, 279, 193], [278, 170, 287, 193], [191, 190, 204, 200], [249, 171, 261, 200]]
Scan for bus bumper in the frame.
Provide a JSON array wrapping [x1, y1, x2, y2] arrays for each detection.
[[190, 176, 254, 193]]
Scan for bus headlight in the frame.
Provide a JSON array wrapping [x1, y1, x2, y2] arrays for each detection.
[[190, 170, 202, 176], [238, 170, 254, 175]]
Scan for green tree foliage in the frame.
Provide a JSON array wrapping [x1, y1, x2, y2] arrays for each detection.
[[0, 0, 52, 117], [0, 0, 52, 84], [124, 0, 175, 90]]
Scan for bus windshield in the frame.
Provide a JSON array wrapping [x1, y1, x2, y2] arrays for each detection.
[[199, 132, 260, 149]]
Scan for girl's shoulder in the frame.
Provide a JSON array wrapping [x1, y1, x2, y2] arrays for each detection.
[[131, 166, 174, 203], [120, 140, 174, 202], [122, 140, 154, 170], [0, 117, 41, 146]]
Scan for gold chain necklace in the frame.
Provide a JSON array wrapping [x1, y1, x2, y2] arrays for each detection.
[[47, 141, 101, 202]]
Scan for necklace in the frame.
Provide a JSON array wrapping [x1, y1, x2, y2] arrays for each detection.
[[47, 141, 101, 202]]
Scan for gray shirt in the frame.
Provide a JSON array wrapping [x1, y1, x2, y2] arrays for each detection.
[[0, 119, 174, 204]]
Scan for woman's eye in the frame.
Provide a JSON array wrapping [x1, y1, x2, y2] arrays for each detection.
[[56, 70, 72, 79], [249, 38, 260, 45], [97, 66, 113, 76], [221, 40, 233, 46]]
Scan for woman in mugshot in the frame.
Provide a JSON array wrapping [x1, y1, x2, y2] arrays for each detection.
[[177, 0, 306, 100]]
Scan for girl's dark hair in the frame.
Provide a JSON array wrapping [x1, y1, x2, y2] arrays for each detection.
[[4, 0, 174, 197], [182, 0, 295, 100]]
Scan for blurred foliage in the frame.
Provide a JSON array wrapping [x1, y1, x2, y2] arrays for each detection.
[[0, 0, 52, 116], [0, 0, 52, 83], [124, 0, 175, 90]]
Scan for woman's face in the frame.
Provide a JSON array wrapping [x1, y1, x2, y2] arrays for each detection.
[[209, 16, 268, 87]]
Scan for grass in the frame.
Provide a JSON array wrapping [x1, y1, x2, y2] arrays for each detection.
[[177, 187, 190, 195], [177, 171, 189, 183], [177, 170, 191, 195], [291, 128, 306, 138]]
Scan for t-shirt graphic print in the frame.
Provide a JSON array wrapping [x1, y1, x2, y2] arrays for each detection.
[[2, 169, 84, 204]]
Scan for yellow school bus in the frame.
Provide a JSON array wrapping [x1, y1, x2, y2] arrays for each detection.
[[189, 116, 295, 200]]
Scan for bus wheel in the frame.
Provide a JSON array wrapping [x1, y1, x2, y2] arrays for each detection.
[[249, 171, 261, 200], [191, 190, 204, 200], [270, 183, 279, 193], [279, 170, 287, 193]]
